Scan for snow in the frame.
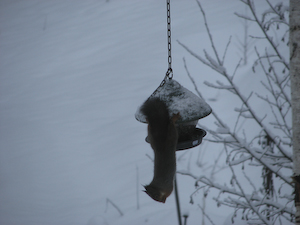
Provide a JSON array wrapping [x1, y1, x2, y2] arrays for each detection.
[[135, 79, 212, 123], [0, 0, 291, 225]]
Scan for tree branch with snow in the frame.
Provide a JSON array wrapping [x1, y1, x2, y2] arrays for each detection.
[[178, 0, 294, 224]]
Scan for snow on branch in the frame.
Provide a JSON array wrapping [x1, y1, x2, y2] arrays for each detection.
[[179, 0, 293, 223], [195, 0, 221, 65], [235, 12, 255, 22], [204, 81, 234, 91], [177, 170, 295, 216], [177, 41, 214, 70], [245, 0, 289, 70], [204, 50, 226, 74]]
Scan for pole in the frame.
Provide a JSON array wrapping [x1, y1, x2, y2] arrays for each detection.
[[174, 175, 182, 225]]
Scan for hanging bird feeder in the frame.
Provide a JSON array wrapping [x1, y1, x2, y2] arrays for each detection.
[[135, 0, 211, 151], [135, 76, 211, 150]]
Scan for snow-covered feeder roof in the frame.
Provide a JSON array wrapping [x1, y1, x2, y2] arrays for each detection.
[[135, 79, 212, 123]]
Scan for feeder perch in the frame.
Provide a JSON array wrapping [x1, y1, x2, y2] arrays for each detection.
[[135, 78, 212, 150]]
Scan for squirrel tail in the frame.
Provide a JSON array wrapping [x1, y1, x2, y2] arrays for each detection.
[[140, 98, 170, 139]]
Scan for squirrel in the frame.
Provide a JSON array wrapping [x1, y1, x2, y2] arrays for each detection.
[[140, 97, 180, 203]]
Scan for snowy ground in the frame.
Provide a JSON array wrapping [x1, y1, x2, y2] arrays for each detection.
[[0, 0, 286, 225]]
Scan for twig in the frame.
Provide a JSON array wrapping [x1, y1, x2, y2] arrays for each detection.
[[105, 198, 124, 217], [195, 0, 221, 65], [136, 165, 140, 210], [177, 170, 295, 216], [224, 146, 272, 225], [222, 36, 232, 65], [198, 204, 216, 225], [245, 0, 289, 70]]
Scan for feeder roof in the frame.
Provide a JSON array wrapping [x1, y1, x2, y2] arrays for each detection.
[[135, 79, 212, 123]]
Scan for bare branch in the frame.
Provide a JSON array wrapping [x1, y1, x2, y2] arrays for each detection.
[[105, 198, 124, 217], [179, 1, 294, 223], [177, 170, 295, 216], [195, 0, 222, 65], [222, 36, 232, 65], [246, 0, 289, 70]]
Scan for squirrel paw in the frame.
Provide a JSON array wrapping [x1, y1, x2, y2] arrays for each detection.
[[171, 112, 181, 123]]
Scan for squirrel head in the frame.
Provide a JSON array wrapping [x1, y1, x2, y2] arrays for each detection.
[[143, 185, 173, 203]]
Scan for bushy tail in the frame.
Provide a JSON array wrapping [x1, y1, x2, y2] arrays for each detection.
[[140, 98, 170, 139]]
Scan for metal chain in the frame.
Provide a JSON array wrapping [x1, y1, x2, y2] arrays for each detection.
[[166, 0, 173, 79], [150, 0, 173, 98]]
